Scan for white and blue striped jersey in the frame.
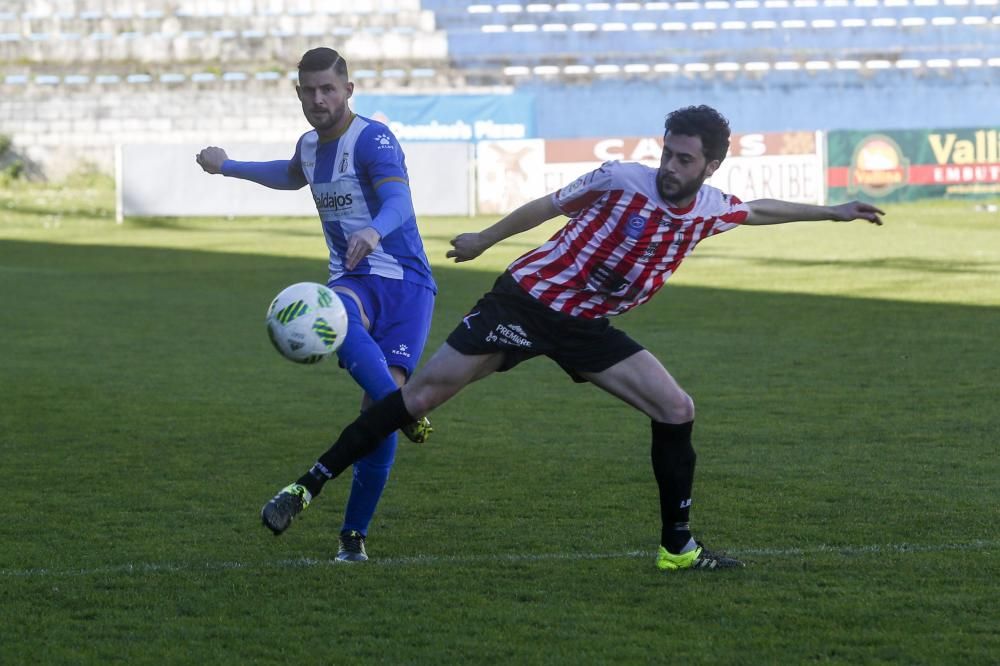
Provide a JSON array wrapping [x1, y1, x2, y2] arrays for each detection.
[[290, 114, 435, 292]]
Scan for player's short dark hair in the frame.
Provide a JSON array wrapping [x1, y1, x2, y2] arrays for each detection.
[[298, 47, 349, 78], [664, 105, 731, 163]]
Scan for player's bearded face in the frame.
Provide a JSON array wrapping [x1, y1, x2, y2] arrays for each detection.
[[656, 133, 718, 205], [657, 163, 710, 203], [296, 67, 354, 134]]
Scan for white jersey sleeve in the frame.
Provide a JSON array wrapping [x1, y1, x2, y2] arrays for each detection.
[[552, 161, 618, 217]]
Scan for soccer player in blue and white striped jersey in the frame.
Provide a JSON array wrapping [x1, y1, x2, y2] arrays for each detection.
[[197, 47, 436, 562]]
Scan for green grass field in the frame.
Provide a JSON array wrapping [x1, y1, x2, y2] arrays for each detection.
[[1, 180, 998, 664]]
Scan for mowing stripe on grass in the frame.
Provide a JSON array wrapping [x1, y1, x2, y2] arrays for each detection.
[[1, 540, 995, 579]]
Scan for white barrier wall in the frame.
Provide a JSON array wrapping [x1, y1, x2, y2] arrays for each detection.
[[118, 141, 474, 220], [400, 142, 476, 216]]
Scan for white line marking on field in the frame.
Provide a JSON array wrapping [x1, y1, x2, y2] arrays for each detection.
[[1, 540, 995, 579]]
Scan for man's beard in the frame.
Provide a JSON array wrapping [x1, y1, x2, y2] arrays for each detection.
[[307, 109, 337, 131], [657, 166, 708, 204]]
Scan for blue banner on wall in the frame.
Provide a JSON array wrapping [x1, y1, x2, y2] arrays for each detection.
[[351, 93, 535, 141]]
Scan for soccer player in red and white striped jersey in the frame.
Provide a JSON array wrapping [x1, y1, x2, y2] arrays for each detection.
[[261, 105, 884, 571], [509, 159, 750, 318]]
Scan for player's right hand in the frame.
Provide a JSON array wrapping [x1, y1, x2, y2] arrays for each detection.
[[195, 146, 228, 174], [447, 233, 489, 262]]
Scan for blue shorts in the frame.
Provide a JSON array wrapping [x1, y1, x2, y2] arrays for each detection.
[[329, 275, 435, 377]]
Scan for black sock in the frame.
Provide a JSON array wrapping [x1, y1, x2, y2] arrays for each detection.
[[650, 420, 697, 553], [296, 389, 414, 498]]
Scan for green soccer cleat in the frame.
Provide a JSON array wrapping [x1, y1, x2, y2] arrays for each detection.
[[336, 530, 369, 562], [401, 416, 433, 444], [656, 542, 745, 571], [261, 483, 311, 536]]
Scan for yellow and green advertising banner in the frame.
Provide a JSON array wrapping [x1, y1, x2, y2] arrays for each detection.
[[827, 128, 1000, 203]]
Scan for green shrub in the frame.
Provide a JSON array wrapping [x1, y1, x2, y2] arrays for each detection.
[[0, 133, 25, 184]]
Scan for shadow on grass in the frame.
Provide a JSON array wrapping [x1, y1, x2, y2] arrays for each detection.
[[693, 251, 1000, 276], [125, 216, 321, 238], [2, 237, 996, 391], [2, 238, 997, 463], [3, 238, 997, 563]]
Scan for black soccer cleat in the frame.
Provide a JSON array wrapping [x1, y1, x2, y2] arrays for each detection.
[[260, 483, 311, 535], [401, 416, 433, 444], [656, 541, 745, 571], [336, 530, 369, 562]]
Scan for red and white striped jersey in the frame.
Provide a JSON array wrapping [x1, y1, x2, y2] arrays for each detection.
[[507, 160, 749, 319]]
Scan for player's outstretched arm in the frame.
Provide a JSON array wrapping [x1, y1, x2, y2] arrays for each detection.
[[447, 195, 562, 263], [745, 199, 885, 226], [195, 146, 306, 191]]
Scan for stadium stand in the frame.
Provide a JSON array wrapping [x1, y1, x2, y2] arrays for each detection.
[[1, 0, 996, 87], [0, 0, 997, 176], [0, 0, 448, 89], [423, 1, 998, 72]]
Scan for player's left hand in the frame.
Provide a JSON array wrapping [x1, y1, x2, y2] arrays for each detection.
[[447, 233, 490, 262], [832, 201, 885, 225], [345, 227, 381, 270]]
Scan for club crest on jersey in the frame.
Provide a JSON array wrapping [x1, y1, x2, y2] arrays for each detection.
[[625, 214, 648, 240], [339, 152, 350, 173]]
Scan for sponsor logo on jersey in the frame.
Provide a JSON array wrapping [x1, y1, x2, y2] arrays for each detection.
[[587, 263, 631, 294], [559, 175, 586, 199], [313, 191, 354, 211], [374, 133, 395, 150], [390, 343, 411, 358], [639, 242, 661, 262]]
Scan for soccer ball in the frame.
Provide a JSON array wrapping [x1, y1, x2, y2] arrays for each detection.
[[265, 282, 348, 364]]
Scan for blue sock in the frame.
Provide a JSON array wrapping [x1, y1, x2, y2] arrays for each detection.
[[335, 294, 402, 537], [341, 434, 398, 536]]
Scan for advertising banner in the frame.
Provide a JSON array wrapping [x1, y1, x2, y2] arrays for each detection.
[[712, 132, 825, 204], [352, 93, 535, 142], [827, 128, 1000, 202], [541, 136, 663, 196], [476, 139, 547, 215], [477, 131, 824, 213]]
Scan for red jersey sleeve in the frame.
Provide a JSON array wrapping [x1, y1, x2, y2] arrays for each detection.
[[706, 191, 751, 236]]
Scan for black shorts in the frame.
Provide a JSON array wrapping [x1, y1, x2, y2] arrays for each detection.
[[445, 272, 644, 382]]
